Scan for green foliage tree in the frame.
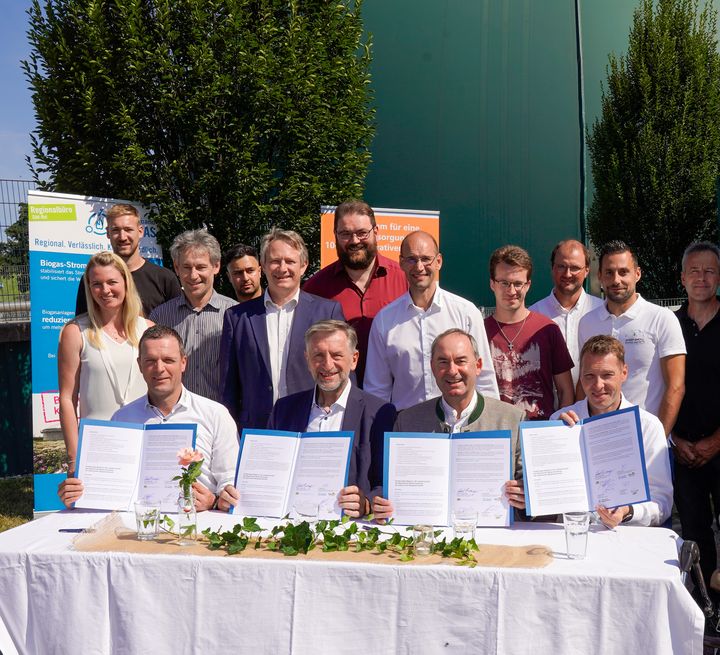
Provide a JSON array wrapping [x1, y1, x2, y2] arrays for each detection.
[[0, 205, 29, 293], [587, 0, 720, 297], [23, 0, 374, 263]]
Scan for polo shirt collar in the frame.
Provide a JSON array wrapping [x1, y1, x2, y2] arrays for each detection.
[[602, 293, 644, 320]]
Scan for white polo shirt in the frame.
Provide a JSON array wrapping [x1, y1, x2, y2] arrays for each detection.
[[577, 294, 686, 417], [530, 288, 604, 385], [364, 286, 499, 411]]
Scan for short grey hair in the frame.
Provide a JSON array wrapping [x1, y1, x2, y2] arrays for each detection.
[[170, 228, 222, 265], [430, 328, 480, 360], [304, 320, 358, 353], [681, 241, 720, 270], [260, 228, 309, 265]]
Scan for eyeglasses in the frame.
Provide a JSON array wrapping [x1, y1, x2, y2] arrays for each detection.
[[335, 228, 374, 241], [493, 279, 528, 291], [553, 264, 585, 275], [401, 254, 438, 267]]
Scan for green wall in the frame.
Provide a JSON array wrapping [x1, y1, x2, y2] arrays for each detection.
[[362, 0, 638, 306]]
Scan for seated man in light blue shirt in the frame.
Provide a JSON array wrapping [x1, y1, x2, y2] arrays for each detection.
[[59, 325, 239, 510]]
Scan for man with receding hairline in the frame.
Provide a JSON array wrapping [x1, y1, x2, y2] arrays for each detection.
[[530, 239, 603, 386], [364, 230, 498, 411]]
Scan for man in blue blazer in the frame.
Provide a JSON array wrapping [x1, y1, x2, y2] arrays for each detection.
[[217, 319, 395, 515], [220, 228, 344, 430]]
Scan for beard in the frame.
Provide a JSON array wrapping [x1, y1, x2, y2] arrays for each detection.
[[338, 240, 377, 271]]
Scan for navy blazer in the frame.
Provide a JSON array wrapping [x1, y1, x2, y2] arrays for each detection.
[[267, 385, 396, 499], [220, 290, 344, 430]]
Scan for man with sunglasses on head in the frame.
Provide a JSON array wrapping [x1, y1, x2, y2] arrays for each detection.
[[304, 200, 407, 386], [364, 230, 499, 410], [485, 245, 574, 420]]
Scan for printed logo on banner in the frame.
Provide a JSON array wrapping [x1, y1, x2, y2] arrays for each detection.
[[85, 210, 107, 236], [28, 204, 77, 222], [41, 392, 60, 423]]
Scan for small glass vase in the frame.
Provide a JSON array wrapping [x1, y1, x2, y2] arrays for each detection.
[[176, 488, 197, 546]]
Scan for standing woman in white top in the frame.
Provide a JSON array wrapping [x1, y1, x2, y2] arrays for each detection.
[[58, 252, 154, 475]]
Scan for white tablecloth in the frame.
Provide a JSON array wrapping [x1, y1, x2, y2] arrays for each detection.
[[0, 510, 704, 655]]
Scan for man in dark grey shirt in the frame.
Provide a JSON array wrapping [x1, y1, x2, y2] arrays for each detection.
[[150, 229, 237, 402]]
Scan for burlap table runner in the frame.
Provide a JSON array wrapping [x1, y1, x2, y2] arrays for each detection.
[[73, 513, 553, 568]]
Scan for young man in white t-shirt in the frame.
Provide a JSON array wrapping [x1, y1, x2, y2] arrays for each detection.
[[577, 240, 686, 435]]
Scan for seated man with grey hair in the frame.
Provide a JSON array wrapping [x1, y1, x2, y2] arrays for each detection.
[[218, 320, 395, 515], [150, 228, 238, 402], [220, 228, 345, 430], [372, 328, 526, 522]]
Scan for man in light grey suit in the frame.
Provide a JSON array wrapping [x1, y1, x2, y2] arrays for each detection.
[[372, 328, 527, 521]]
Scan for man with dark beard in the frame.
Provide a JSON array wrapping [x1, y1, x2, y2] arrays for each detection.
[[304, 200, 407, 386]]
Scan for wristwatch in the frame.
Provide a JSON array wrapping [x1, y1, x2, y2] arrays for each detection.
[[621, 505, 634, 523]]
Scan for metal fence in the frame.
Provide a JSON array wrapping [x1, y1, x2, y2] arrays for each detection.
[[0, 179, 33, 323]]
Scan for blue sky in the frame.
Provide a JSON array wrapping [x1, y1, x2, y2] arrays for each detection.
[[0, 1, 35, 180]]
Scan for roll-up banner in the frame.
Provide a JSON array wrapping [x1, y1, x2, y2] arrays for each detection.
[[28, 190, 166, 511]]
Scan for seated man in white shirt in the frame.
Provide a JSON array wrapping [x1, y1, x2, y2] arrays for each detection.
[[58, 325, 240, 510], [551, 334, 672, 528], [217, 320, 396, 516]]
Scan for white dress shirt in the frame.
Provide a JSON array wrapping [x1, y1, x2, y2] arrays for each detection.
[[440, 393, 479, 433], [112, 386, 240, 494], [364, 286, 499, 410], [577, 294, 686, 417], [264, 288, 300, 403], [306, 381, 352, 432], [530, 288, 603, 385], [551, 395, 673, 527]]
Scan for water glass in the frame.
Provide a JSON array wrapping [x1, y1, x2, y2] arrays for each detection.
[[134, 500, 160, 541], [563, 511, 590, 559], [452, 510, 477, 541], [412, 524, 434, 556]]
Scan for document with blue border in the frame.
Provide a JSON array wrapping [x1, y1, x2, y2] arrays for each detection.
[[520, 406, 650, 517], [383, 431, 512, 527], [233, 429, 354, 519], [74, 419, 196, 512]]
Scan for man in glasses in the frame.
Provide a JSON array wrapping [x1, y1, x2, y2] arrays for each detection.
[[529, 240, 603, 386], [304, 200, 407, 386], [485, 245, 574, 419], [364, 230, 499, 410]]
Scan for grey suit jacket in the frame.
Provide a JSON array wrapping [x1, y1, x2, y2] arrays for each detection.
[[394, 394, 525, 479]]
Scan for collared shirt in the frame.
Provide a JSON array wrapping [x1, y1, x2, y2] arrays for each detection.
[[150, 290, 238, 402], [303, 254, 408, 386], [306, 381, 353, 432], [551, 395, 672, 527], [111, 386, 240, 494], [440, 392, 479, 433], [530, 288, 603, 385], [264, 288, 300, 403], [578, 294, 686, 417], [673, 299, 720, 440], [364, 286, 499, 411]]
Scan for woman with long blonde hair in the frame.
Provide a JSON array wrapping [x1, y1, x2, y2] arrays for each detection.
[[57, 252, 154, 474]]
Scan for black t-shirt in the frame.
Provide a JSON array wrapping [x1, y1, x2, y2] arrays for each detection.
[[75, 259, 181, 317], [673, 299, 720, 440]]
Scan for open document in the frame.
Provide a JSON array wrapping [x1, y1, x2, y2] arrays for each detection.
[[232, 429, 354, 519], [520, 406, 650, 517], [383, 431, 512, 527], [74, 419, 196, 512]]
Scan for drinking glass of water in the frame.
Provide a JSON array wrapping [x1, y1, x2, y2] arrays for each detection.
[[563, 511, 590, 559]]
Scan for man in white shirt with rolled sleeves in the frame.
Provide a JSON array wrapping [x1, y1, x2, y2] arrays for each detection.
[[364, 230, 499, 410], [530, 239, 603, 386]]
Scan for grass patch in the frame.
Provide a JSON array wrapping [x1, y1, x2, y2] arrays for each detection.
[[0, 475, 33, 533]]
